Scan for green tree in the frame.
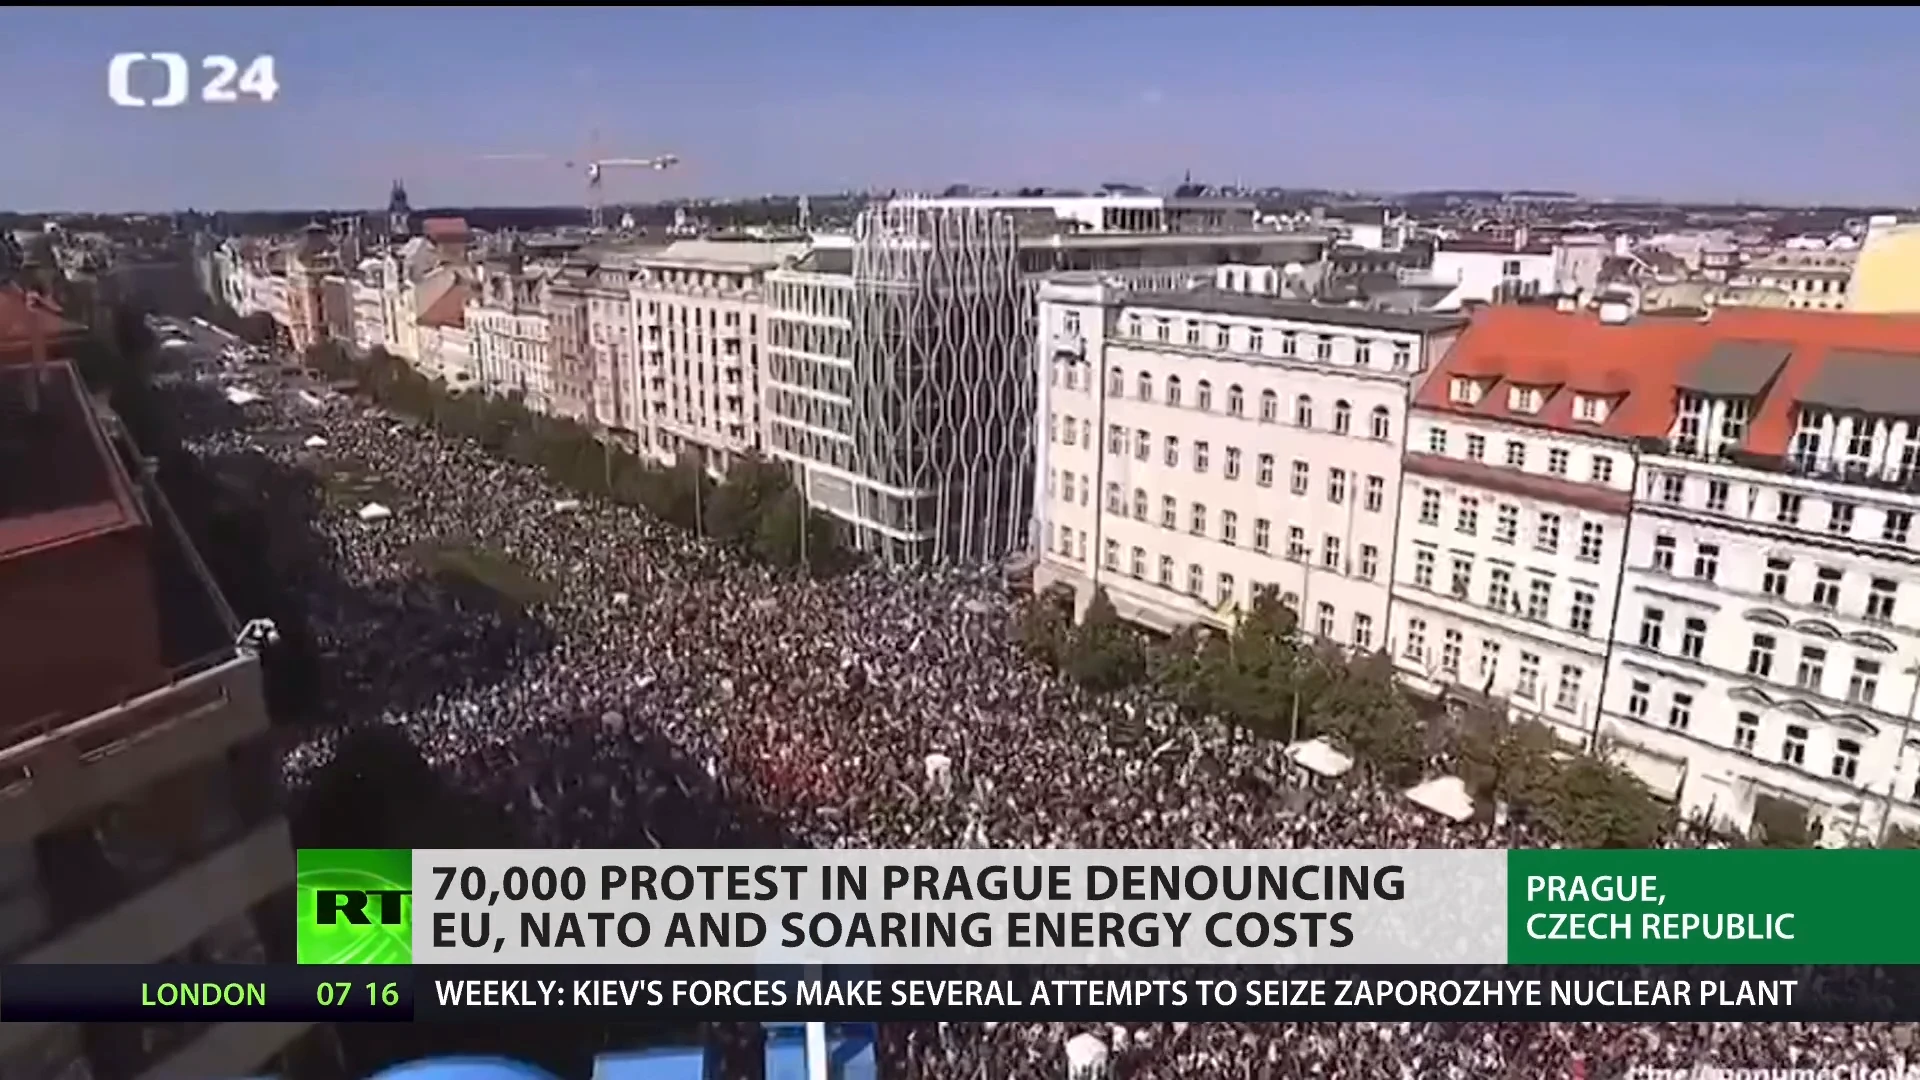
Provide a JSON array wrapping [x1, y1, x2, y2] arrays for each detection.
[[1453, 701, 1561, 810], [751, 487, 840, 571], [1062, 587, 1147, 692], [1539, 755, 1669, 848], [708, 455, 793, 545], [1750, 793, 1814, 849], [1016, 585, 1075, 667]]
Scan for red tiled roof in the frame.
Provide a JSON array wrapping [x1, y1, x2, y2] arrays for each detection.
[[422, 217, 470, 241], [417, 283, 470, 329], [1416, 306, 1920, 455], [0, 286, 82, 359]]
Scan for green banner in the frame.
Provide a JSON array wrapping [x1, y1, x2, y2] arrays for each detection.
[[1507, 849, 1920, 965]]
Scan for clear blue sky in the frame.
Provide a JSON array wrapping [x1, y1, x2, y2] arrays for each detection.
[[5, 7, 1916, 212]]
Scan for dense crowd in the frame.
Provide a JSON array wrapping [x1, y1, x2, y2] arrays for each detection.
[[161, 335, 1912, 1078]]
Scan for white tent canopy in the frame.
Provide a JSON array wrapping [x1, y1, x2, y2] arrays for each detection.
[[356, 502, 393, 523], [1284, 736, 1354, 778], [1065, 1032, 1108, 1079], [223, 387, 261, 405], [303, 435, 329, 449], [553, 499, 582, 513], [1404, 775, 1475, 823]]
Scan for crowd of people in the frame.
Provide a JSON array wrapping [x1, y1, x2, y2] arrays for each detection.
[[160, 333, 1913, 1078]]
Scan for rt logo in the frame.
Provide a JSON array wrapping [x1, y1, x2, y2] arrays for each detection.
[[107, 53, 278, 107], [298, 849, 414, 964]]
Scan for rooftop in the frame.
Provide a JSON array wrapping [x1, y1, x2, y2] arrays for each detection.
[[0, 286, 83, 362], [417, 282, 471, 329], [1126, 288, 1471, 335], [1416, 305, 1920, 453], [0, 363, 139, 559]]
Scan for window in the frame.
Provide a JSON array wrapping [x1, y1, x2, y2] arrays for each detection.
[[1776, 492, 1802, 525], [1833, 739, 1861, 782], [1849, 659, 1881, 706], [1748, 634, 1776, 678], [1359, 544, 1379, 580], [1327, 468, 1347, 504], [1829, 501, 1856, 536], [1132, 489, 1148, 520], [1419, 488, 1441, 525], [1449, 555, 1472, 598], [1315, 601, 1335, 638], [1693, 543, 1719, 582], [1591, 456, 1614, 484], [1161, 495, 1178, 529], [1166, 376, 1183, 407], [1322, 536, 1342, 570], [1137, 372, 1153, 400], [1566, 588, 1597, 630], [1189, 503, 1207, 535], [1466, 434, 1486, 461], [1449, 377, 1481, 404], [1214, 326, 1229, 349], [1517, 652, 1540, 699], [1681, 617, 1706, 660], [1158, 555, 1174, 587], [1197, 380, 1214, 411], [1104, 538, 1120, 570], [1429, 427, 1450, 454], [1886, 510, 1913, 545], [1227, 385, 1244, 416], [1720, 397, 1751, 447], [1440, 629, 1462, 676], [1355, 340, 1373, 366], [1556, 666, 1583, 712], [1221, 510, 1239, 545], [1129, 546, 1145, 578], [1164, 436, 1179, 467], [1185, 322, 1201, 347], [1063, 417, 1077, 445], [1653, 534, 1676, 573], [1405, 618, 1427, 661], [1224, 447, 1241, 480], [1249, 330, 1267, 352], [1315, 335, 1334, 362], [1505, 440, 1527, 468], [1574, 394, 1608, 423], [1414, 549, 1436, 589], [1782, 725, 1808, 767], [1134, 429, 1151, 461], [1333, 400, 1352, 435], [1062, 473, 1076, 503], [1639, 607, 1665, 650], [1370, 406, 1391, 440], [1480, 639, 1502, 683], [1675, 393, 1704, 454], [1706, 480, 1729, 513], [1218, 574, 1237, 607], [1352, 613, 1374, 650], [1868, 577, 1897, 623], [1253, 518, 1271, 552], [1364, 475, 1384, 512], [1456, 496, 1479, 536], [1108, 367, 1124, 395], [1393, 342, 1413, 369], [1735, 712, 1759, 753], [1535, 512, 1561, 553], [1294, 395, 1314, 427], [1795, 645, 1826, 691], [1186, 563, 1204, 596], [1489, 567, 1514, 612], [1547, 448, 1570, 476], [1257, 454, 1275, 487], [1291, 460, 1310, 496], [1763, 557, 1790, 597], [1526, 578, 1551, 621], [1155, 319, 1172, 343], [1259, 390, 1278, 422], [1194, 441, 1211, 473], [1658, 472, 1684, 505], [1627, 679, 1650, 719], [1287, 526, 1308, 561], [1669, 692, 1693, 731], [1105, 482, 1123, 513], [1812, 567, 1842, 610], [1495, 504, 1519, 544]]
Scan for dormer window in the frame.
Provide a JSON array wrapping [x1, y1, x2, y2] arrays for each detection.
[[1573, 394, 1610, 424], [1508, 385, 1543, 414], [1449, 377, 1483, 405]]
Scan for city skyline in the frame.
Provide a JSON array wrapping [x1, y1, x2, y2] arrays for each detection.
[[6, 7, 1918, 212]]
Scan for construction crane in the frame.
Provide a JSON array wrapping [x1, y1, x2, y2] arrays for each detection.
[[479, 143, 681, 231]]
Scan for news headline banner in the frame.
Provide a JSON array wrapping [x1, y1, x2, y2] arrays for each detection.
[[409, 849, 1503, 965]]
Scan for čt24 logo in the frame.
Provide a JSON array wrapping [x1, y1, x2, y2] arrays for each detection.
[[107, 54, 278, 108]]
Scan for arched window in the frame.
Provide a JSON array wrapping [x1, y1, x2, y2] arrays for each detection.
[[1108, 367, 1124, 396], [1166, 376, 1183, 407], [1370, 406, 1392, 441], [1260, 389, 1278, 422], [1137, 372, 1153, 400], [1227, 385, 1245, 417], [1333, 400, 1353, 435], [1294, 394, 1314, 428], [1197, 380, 1214, 411]]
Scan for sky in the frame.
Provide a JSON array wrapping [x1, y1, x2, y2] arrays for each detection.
[[5, 6, 1919, 212]]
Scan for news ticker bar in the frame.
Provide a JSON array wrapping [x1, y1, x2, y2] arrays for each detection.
[[6, 965, 1920, 1023]]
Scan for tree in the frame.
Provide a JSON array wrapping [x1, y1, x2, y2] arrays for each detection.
[[1015, 585, 1074, 667], [1453, 701, 1561, 810], [1751, 794, 1814, 849], [708, 455, 792, 546], [1062, 587, 1146, 692], [1539, 755, 1668, 849], [751, 487, 840, 571], [1310, 650, 1422, 780]]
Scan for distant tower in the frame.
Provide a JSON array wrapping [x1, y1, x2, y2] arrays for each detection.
[[388, 180, 413, 238], [798, 195, 812, 231]]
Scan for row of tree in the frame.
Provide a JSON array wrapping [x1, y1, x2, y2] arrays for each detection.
[[303, 341, 846, 573], [1021, 584, 1693, 849]]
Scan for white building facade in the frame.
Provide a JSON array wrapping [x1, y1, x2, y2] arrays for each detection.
[[1034, 282, 1465, 639], [1392, 383, 1637, 746]]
